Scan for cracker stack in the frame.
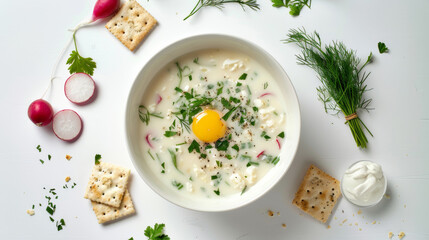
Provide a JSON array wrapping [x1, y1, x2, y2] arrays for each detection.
[[292, 164, 341, 223], [106, 0, 157, 51], [84, 162, 135, 224]]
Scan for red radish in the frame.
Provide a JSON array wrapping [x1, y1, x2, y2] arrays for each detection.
[[276, 139, 281, 149], [28, 99, 54, 126], [65, 73, 96, 105], [145, 133, 154, 148], [259, 93, 273, 98], [52, 109, 83, 142], [70, 0, 120, 32], [156, 94, 163, 105], [256, 151, 265, 158]]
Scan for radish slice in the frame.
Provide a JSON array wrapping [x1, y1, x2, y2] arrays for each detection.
[[52, 109, 83, 142], [145, 133, 154, 148], [65, 73, 96, 105], [156, 94, 163, 105], [256, 151, 265, 158], [276, 139, 281, 149], [259, 93, 273, 98]]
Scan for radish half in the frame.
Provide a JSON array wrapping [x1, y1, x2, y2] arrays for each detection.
[[52, 109, 83, 142], [64, 73, 96, 105]]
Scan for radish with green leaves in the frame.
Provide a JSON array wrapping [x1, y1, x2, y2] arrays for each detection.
[[53, 109, 83, 142], [65, 73, 96, 105]]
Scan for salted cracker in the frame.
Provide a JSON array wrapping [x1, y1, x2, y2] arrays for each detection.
[[105, 0, 157, 51], [91, 189, 135, 224], [292, 164, 341, 223], [84, 162, 130, 208]]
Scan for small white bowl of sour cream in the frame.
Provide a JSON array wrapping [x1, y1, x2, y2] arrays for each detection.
[[341, 160, 387, 207]]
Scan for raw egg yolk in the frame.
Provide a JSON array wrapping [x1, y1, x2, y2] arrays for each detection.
[[192, 109, 227, 143]]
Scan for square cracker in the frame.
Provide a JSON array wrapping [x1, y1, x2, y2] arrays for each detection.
[[84, 162, 130, 208], [105, 0, 157, 51], [292, 164, 341, 223], [91, 189, 135, 224]]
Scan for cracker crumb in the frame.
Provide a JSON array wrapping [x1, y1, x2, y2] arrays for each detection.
[[404, 204, 406, 208], [26, 209, 35, 216], [349, 223, 352, 226], [267, 210, 274, 217], [65, 176, 71, 182], [359, 228, 362, 231], [388, 232, 394, 239], [327, 225, 331, 229], [342, 219, 348, 224], [372, 221, 376, 224], [355, 222, 358, 226], [398, 232, 405, 239], [66, 155, 72, 160], [385, 194, 391, 199], [357, 210, 362, 215], [277, 212, 280, 216], [282, 223, 286, 228]]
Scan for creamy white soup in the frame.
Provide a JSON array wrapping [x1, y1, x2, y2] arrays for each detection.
[[138, 49, 286, 197]]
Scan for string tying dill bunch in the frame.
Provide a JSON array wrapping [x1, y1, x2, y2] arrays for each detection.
[[284, 28, 373, 148]]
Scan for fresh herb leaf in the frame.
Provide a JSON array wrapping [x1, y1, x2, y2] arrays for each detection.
[[176, 62, 192, 87], [66, 33, 96, 75], [277, 131, 285, 138], [138, 105, 164, 125], [172, 180, 184, 190], [46, 206, 55, 215], [95, 154, 101, 165], [246, 161, 260, 167], [214, 188, 220, 195], [188, 140, 201, 153], [168, 149, 181, 173], [48, 154, 51, 160], [241, 185, 247, 195], [205, 144, 213, 149], [284, 28, 373, 148], [271, 0, 311, 16], [164, 131, 177, 137], [36, 145, 42, 152], [216, 160, 223, 167], [193, 57, 199, 64], [144, 223, 170, 240], [239, 73, 247, 80], [264, 82, 269, 89], [232, 144, 239, 151], [215, 139, 229, 151], [184, 0, 260, 21], [40, 159, 44, 164], [148, 150, 155, 160], [222, 105, 240, 121], [221, 97, 232, 109], [229, 96, 241, 104], [378, 42, 389, 54]]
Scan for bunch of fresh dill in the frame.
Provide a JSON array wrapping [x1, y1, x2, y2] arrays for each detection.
[[284, 28, 373, 148]]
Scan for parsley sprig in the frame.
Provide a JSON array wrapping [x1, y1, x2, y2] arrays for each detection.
[[144, 223, 170, 240], [271, 0, 311, 16], [378, 42, 389, 54], [66, 32, 97, 75], [184, 0, 260, 21]]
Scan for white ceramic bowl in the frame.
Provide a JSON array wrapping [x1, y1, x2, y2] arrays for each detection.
[[125, 34, 301, 212]]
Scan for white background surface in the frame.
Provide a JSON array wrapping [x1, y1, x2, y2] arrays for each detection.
[[1, 0, 428, 239]]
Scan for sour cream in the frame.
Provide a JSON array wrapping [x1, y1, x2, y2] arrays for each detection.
[[341, 161, 386, 207]]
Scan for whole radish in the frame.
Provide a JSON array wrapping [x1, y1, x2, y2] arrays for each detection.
[[70, 0, 120, 32], [28, 99, 54, 126]]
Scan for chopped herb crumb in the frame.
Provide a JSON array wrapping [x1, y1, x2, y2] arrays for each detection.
[[94, 154, 101, 165]]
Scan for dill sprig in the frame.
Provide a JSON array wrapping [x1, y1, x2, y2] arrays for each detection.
[[138, 105, 163, 125], [184, 0, 260, 21], [284, 28, 373, 148]]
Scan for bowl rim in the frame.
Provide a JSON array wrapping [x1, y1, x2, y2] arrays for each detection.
[[125, 33, 302, 212]]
